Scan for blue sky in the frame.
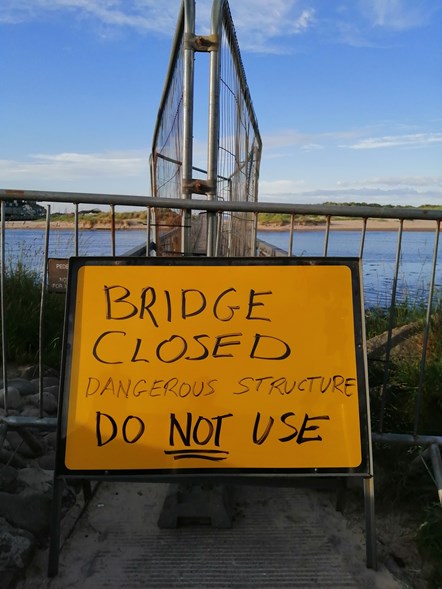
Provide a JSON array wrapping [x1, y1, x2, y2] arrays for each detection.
[[1, 0, 441, 207]]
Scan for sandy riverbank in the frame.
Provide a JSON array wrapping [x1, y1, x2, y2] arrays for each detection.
[[5, 218, 440, 231], [258, 218, 439, 232]]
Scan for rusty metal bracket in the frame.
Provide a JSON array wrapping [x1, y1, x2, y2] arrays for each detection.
[[184, 33, 219, 52], [182, 178, 216, 196]]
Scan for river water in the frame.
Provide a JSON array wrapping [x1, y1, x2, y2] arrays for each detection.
[[3, 227, 442, 308], [259, 229, 442, 307]]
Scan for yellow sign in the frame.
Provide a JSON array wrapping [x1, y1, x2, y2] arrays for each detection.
[[60, 259, 369, 474]]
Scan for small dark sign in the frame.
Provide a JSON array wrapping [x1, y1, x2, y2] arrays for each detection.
[[48, 258, 69, 293]]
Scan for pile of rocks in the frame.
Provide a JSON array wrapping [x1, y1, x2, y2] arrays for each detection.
[[0, 366, 62, 588]]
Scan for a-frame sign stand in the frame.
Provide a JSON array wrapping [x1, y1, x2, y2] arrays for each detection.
[[49, 256, 376, 576]]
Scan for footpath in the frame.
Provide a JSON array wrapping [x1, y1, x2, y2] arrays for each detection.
[[15, 479, 407, 589]]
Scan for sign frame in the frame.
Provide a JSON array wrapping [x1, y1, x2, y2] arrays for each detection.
[[54, 256, 373, 480]]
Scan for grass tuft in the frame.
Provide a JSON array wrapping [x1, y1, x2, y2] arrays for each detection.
[[2, 262, 65, 369]]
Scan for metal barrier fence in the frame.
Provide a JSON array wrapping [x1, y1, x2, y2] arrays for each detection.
[[150, 0, 262, 257], [1, 190, 442, 504]]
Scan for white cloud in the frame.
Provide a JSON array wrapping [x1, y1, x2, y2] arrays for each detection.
[[264, 130, 313, 150], [263, 127, 370, 152], [229, 4, 315, 53], [301, 143, 324, 152], [327, 0, 440, 47], [337, 176, 442, 188], [341, 133, 442, 150], [259, 185, 442, 207], [259, 172, 442, 206], [0, 0, 316, 53], [0, 150, 150, 193], [1, 0, 439, 54], [0, 0, 180, 33], [260, 179, 306, 194], [362, 0, 430, 31]]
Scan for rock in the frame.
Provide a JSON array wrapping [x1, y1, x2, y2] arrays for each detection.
[[43, 376, 59, 388], [6, 430, 44, 458], [43, 432, 57, 450], [1, 409, 19, 417], [26, 392, 58, 414], [19, 365, 39, 380], [44, 384, 59, 399], [38, 451, 56, 471], [7, 379, 38, 397], [20, 405, 41, 418], [17, 467, 53, 495], [0, 466, 18, 493], [4, 432, 38, 459], [366, 322, 422, 360], [25, 366, 58, 381], [0, 490, 51, 536], [30, 376, 59, 389], [0, 449, 27, 469], [0, 388, 24, 411], [0, 517, 35, 588]]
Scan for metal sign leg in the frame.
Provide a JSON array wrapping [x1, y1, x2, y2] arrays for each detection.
[[363, 477, 377, 569], [48, 476, 63, 577]]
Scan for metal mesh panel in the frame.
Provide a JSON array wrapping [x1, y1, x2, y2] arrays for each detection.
[[151, 47, 183, 201], [150, 0, 261, 256], [150, 5, 186, 254], [216, 2, 262, 256]]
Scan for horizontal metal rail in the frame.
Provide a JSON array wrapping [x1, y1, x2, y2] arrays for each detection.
[[2, 189, 442, 221]]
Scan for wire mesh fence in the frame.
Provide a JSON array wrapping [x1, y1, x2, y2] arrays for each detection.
[[150, 0, 261, 257], [215, 2, 261, 256]]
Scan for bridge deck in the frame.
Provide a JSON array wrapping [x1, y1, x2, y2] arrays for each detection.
[[18, 482, 402, 588]]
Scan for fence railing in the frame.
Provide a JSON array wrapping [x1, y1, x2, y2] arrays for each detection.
[[1, 189, 442, 504]]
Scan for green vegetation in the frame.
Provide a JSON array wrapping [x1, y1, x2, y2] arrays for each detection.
[[416, 504, 442, 588], [51, 210, 147, 227], [3, 262, 65, 368], [323, 201, 442, 210], [258, 204, 442, 226], [50, 208, 180, 230], [364, 300, 442, 587], [366, 301, 442, 435], [258, 212, 324, 226]]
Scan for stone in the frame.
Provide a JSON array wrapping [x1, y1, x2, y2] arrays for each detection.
[[366, 322, 422, 361], [0, 517, 35, 588], [19, 365, 39, 380], [9, 427, 47, 458], [0, 489, 51, 536], [44, 384, 59, 399], [2, 409, 19, 417], [5, 431, 24, 448], [26, 392, 58, 414], [43, 376, 59, 388], [43, 431, 57, 449], [7, 379, 38, 397], [0, 449, 27, 469], [0, 466, 18, 493], [0, 388, 24, 411], [17, 467, 53, 495], [158, 484, 233, 529], [20, 405, 41, 418], [30, 376, 59, 389], [38, 451, 56, 471]]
